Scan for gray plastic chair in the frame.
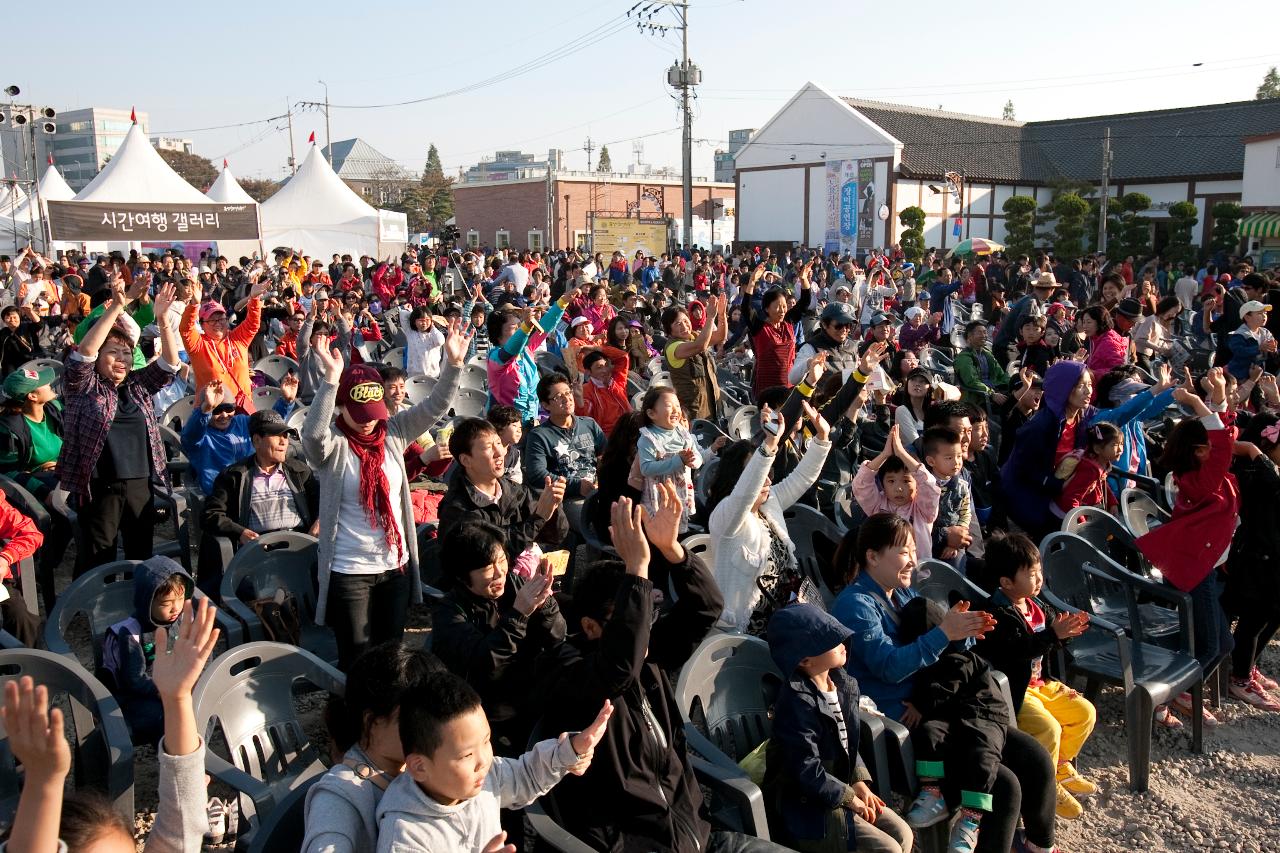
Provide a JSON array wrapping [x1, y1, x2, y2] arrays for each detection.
[[192, 642, 345, 840], [162, 394, 199, 431], [1120, 487, 1170, 539], [252, 355, 299, 386], [245, 774, 320, 853], [782, 504, 842, 605], [285, 405, 309, 433], [450, 387, 487, 418], [1039, 532, 1203, 792], [0, 476, 47, 616], [0, 648, 134, 825], [218, 532, 336, 665], [1061, 507, 1181, 641], [406, 373, 437, 403], [382, 345, 406, 368], [727, 405, 759, 441], [460, 363, 488, 392], [44, 560, 242, 684], [251, 385, 283, 412]]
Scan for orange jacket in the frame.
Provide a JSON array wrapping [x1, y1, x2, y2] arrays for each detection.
[[180, 298, 262, 411]]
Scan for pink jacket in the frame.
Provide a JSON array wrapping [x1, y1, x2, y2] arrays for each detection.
[[1086, 329, 1128, 376], [852, 462, 942, 560]]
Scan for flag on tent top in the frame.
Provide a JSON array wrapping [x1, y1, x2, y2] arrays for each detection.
[[223, 159, 229, 168], [308, 131, 315, 144], [47, 154, 53, 165], [130, 107, 137, 123]]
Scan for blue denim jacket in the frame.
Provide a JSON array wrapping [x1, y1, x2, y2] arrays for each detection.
[[832, 571, 950, 719]]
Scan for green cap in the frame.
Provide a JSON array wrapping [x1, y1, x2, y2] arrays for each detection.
[[3, 366, 56, 399]]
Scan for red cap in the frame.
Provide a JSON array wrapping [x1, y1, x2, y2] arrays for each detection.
[[1218, 273, 1232, 283], [336, 364, 388, 423]]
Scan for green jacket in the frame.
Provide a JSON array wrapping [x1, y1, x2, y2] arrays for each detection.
[[954, 346, 1009, 404]]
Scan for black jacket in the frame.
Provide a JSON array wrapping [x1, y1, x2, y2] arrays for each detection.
[[0, 321, 48, 376], [437, 474, 568, 554], [1225, 455, 1280, 617], [431, 579, 566, 749], [972, 590, 1063, 713], [201, 455, 318, 540], [535, 549, 724, 852]]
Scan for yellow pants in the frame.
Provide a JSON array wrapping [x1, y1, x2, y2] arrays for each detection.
[[1016, 681, 1096, 768]]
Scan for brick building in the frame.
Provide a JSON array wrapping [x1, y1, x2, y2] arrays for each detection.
[[453, 170, 735, 253]]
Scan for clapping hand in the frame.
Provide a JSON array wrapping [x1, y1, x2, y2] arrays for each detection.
[[939, 599, 997, 641], [565, 700, 614, 776], [513, 556, 556, 616], [279, 371, 300, 403], [534, 475, 567, 521], [1051, 610, 1090, 640]]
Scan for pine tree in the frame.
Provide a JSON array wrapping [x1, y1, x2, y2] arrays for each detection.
[[419, 143, 454, 230], [597, 146, 612, 173], [1002, 99, 1016, 121], [1258, 66, 1280, 100]]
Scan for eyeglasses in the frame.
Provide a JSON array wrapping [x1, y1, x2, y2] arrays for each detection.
[[547, 392, 574, 403]]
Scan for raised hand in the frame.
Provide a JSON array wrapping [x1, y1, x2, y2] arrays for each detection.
[[202, 381, 226, 411], [109, 271, 128, 306], [153, 282, 177, 320], [566, 700, 614, 775], [643, 480, 684, 559], [1, 677, 70, 784], [314, 342, 344, 384], [279, 371, 300, 403], [800, 400, 830, 442], [125, 274, 150, 303], [152, 598, 220, 701], [857, 340, 888, 376], [609, 497, 650, 577], [760, 404, 784, 453], [804, 351, 828, 387], [443, 317, 472, 367]]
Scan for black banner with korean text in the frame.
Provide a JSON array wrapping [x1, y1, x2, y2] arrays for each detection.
[[47, 201, 260, 241]]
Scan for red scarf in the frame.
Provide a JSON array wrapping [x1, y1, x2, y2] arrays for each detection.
[[335, 417, 404, 564]]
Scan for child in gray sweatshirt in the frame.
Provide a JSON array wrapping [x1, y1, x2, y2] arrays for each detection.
[[375, 670, 612, 853]]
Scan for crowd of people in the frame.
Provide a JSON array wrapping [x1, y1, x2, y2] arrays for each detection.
[[0, 236, 1277, 853]]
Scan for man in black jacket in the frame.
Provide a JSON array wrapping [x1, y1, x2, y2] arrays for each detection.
[[439, 417, 568, 550], [199, 410, 318, 596], [536, 487, 787, 852]]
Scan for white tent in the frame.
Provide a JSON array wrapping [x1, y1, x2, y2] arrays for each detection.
[[205, 163, 256, 204], [4, 165, 76, 252], [74, 121, 210, 204], [261, 143, 401, 260], [205, 163, 262, 261]]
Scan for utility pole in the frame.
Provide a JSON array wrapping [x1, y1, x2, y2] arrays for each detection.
[[285, 99, 297, 175], [634, 0, 697, 251], [1097, 126, 1112, 253], [584, 136, 594, 171], [318, 80, 332, 166]]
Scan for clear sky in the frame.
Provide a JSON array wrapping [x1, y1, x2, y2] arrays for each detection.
[[8, 0, 1280, 182]]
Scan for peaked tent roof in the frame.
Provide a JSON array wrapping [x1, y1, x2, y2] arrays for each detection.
[[73, 121, 211, 204], [0, 183, 27, 216], [320, 138, 414, 182], [840, 96, 1280, 184], [260, 143, 381, 259], [206, 164, 257, 204], [8, 164, 75, 222]]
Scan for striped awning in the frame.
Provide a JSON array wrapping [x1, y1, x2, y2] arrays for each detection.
[[1238, 212, 1280, 238]]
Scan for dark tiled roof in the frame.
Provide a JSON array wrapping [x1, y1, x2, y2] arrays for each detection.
[[842, 97, 1280, 184]]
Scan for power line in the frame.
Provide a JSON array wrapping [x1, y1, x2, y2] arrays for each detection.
[[305, 13, 635, 111], [148, 113, 290, 135]]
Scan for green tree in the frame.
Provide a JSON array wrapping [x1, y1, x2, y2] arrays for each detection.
[[1110, 192, 1152, 260], [1210, 201, 1243, 255], [238, 178, 281, 203], [1050, 193, 1090, 260], [419, 143, 455, 231], [1002, 195, 1038, 258], [1258, 66, 1280, 100], [1002, 99, 1016, 121], [898, 206, 926, 264], [1164, 201, 1199, 266], [158, 149, 217, 191], [1035, 179, 1093, 248], [597, 145, 612, 173]]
